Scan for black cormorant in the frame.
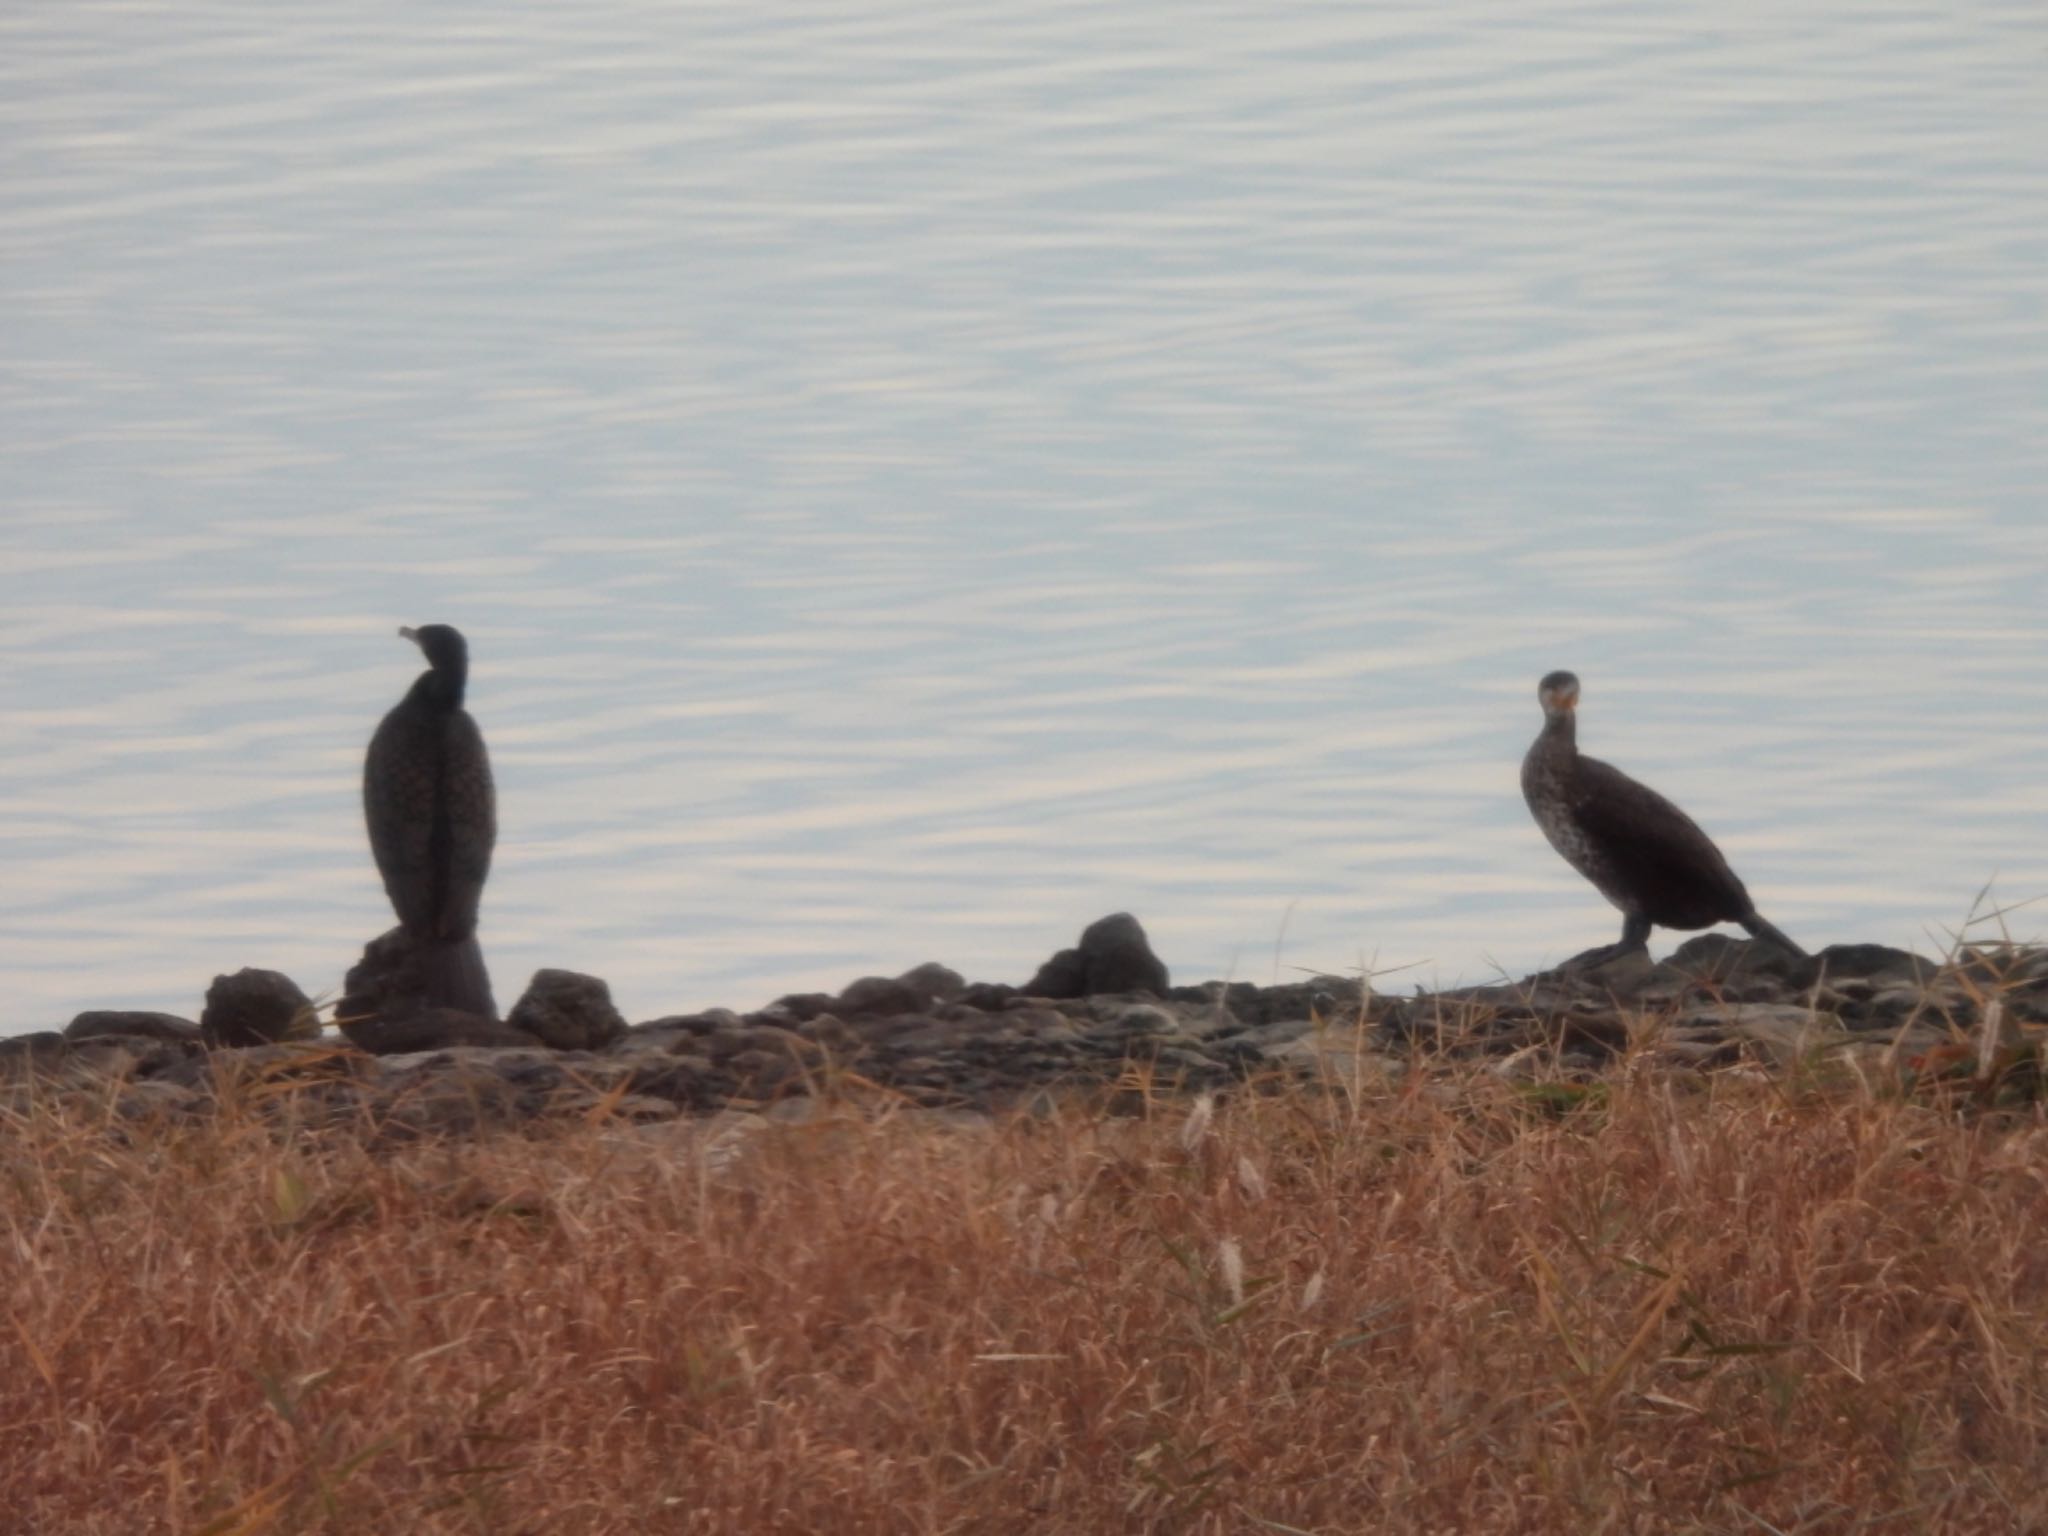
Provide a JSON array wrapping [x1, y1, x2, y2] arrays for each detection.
[[1521, 670, 1804, 964], [364, 624, 498, 1016]]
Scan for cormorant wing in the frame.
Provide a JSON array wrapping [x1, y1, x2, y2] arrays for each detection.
[[1568, 754, 1750, 924], [436, 711, 496, 939], [364, 706, 438, 933]]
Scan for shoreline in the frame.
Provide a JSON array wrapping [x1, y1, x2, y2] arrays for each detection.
[[8, 915, 2045, 1132]]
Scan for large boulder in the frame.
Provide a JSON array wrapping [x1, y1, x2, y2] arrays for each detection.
[[1817, 944, 1939, 984], [339, 1007, 537, 1056], [1022, 946, 1089, 1000], [1667, 933, 1814, 986], [895, 962, 968, 1005], [834, 975, 930, 1018], [202, 969, 318, 1047], [65, 1011, 203, 1045], [1025, 913, 1170, 998], [340, 927, 499, 1025], [508, 969, 628, 1052]]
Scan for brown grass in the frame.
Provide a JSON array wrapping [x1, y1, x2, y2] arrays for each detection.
[[7, 1063, 2048, 1535]]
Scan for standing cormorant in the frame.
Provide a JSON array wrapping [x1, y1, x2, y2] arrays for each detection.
[[1521, 670, 1804, 965], [364, 624, 498, 1016]]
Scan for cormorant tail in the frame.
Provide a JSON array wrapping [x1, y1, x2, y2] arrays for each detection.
[[1739, 913, 1807, 960]]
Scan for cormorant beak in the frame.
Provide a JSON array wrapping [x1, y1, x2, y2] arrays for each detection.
[[398, 626, 422, 646]]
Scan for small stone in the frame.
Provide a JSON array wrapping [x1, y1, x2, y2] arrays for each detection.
[[202, 969, 318, 1048], [507, 970, 628, 1052]]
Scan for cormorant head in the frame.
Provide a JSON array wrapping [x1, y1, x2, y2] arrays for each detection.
[[400, 624, 469, 703], [1536, 670, 1580, 721]]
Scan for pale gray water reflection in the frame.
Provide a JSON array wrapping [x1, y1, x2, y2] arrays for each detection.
[[2, 1, 2046, 1030]]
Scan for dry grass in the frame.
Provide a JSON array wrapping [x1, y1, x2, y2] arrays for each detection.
[[7, 1063, 2048, 1535]]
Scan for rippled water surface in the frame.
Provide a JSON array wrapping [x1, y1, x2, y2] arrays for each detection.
[[3, 1, 2046, 1030]]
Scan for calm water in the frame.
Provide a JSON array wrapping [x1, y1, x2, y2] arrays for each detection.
[[3, 2, 2046, 1031]]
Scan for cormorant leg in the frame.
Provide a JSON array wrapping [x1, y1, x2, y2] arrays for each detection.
[[1739, 913, 1807, 960], [1555, 912, 1653, 973]]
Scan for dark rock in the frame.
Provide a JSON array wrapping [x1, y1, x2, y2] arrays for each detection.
[[60, 1034, 198, 1084], [1556, 1012, 1633, 1055], [725, 1048, 797, 1095], [341, 927, 430, 1023], [1816, 944, 1938, 984], [1556, 945, 1663, 990], [115, 1080, 206, 1120], [340, 927, 498, 1026], [1165, 979, 1256, 1008], [1107, 1003, 1179, 1036], [202, 969, 317, 1048], [798, 1013, 862, 1051], [1244, 1019, 1316, 1051], [765, 992, 839, 1024], [38, 934, 2011, 1133], [1022, 947, 1089, 1000], [508, 969, 628, 1052], [0, 1031, 68, 1071], [835, 976, 929, 1018], [154, 1040, 370, 1095], [340, 1008, 538, 1056], [366, 1053, 536, 1139], [896, 962, 968, 1004], [1025, 913, 1170, 998], [484, 1051, 579, 1094], [959, 982, 1019, 1011], [1999, 949, 2048, 987], [632, 1009, 742, 1036], [1078, 912, 1169, 994], [617, 1057, 729, 1110], [1002, 1007, 1081, 1041], [1668, 933, 1815, 985], [1151, 1044, 1229, 1078], [65, 1011, 203, 1044]]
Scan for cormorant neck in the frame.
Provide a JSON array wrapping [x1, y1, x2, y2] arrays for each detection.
[[1541, 712, 1576, 752], [409, 667, 465, 711]]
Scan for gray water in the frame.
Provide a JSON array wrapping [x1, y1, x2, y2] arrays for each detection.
[[3, 1, 2046, 1031]]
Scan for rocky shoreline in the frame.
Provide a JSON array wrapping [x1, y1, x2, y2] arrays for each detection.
[[8, 914, 2047, 1137]]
